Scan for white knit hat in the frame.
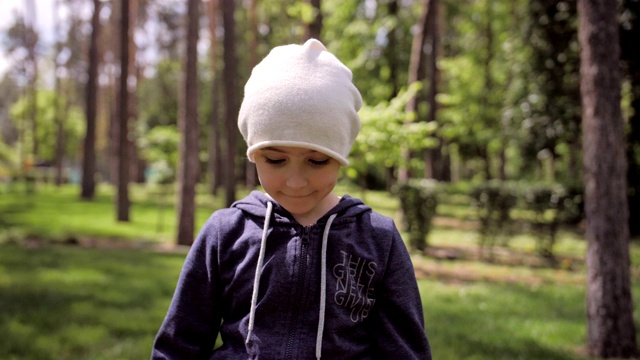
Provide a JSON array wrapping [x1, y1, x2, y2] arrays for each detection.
[[238, 39, 362, 166]]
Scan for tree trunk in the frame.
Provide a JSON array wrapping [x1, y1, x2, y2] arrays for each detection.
[[245, 0, 258, 189], [25, 0, 39, 161], [306, 0, 322, 41], [497, 146, 506, 181], [222, 0, 238, 206], [127, 0, 144, 184], [480, 144, 491, 180], [176, 0, 201, 246], [496, 0, 519, 183], [81, 0, 100, 199], [108, 0, 121, 186], [116, 0, 131, 222], [481, 1, 494, 181], [385, 0, 400, 99], [425, 0, 442, 180], [398, 0, 431, 183], [207, 0, 223, 195], [578, 0, 639, 357], [53, 0, 65, 186]]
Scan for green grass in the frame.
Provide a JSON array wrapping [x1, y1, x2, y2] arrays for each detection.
[[423, 280, 588, 360], [0, 243, 187, 360], [1, 183, 639, 359], [0, 182, 249, 243]]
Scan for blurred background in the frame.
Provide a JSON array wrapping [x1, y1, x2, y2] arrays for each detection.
[[0, 0, 639, 359]]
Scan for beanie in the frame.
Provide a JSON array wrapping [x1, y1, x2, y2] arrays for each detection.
[[238, 38, 363, 166]]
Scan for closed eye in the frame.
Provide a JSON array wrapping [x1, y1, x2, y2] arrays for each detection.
[[309, 159, 330, 166], [265, 158, 286, 165]]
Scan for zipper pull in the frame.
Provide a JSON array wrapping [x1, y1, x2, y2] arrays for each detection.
[[301, 226, 311, 244]]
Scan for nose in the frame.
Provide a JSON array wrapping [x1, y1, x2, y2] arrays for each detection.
[[286, 166, 307, 189]]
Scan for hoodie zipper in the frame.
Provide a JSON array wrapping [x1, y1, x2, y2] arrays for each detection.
[[285, 226, 311, 359]]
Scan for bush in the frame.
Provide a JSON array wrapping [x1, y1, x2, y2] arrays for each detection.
[[522, 182, 584, 259], [522, 183, 564, 258], [556, 182, 584, 225], [469, 180, 518, 258], [395, 179, 439, 251], [469, 180, 584, 260]]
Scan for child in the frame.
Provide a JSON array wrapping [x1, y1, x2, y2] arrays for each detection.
[[151, 39, 432, 360]]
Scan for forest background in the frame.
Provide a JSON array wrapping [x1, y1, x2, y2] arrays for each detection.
[[1, 0, 639, 359]]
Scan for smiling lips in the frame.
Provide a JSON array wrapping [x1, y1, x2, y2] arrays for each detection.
[[283, 193, 312, 199]]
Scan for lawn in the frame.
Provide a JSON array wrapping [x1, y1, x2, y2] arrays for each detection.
[[0, 183, 639, 359], [0, 244, 186, 360], [0, 182, 232, 243]]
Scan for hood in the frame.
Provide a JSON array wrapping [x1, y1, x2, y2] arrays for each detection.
[[231, 190, 371, 225]]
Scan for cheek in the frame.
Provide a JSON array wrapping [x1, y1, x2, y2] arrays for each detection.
[[256, 168, 282, 189], [314, 169, 339, 188], [255, 166, 269, 186]]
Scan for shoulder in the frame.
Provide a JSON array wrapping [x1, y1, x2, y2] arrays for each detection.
[[204, 207, 246, 228], [354, 209, 399, 238], [368, 211, 396, 229], [195, 207, 255, 244], [332, 206, 403, 263], [337, 195, 396, 229]]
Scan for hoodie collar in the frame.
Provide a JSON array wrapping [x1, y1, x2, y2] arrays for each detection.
[[231, 190, 370, 226]]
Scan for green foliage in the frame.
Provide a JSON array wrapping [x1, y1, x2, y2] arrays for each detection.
[[8, 89, 85, 164], [286, 2, 317, 24], [323, 0, 419, 105], [437, 0, 539, 180], [519, 0, 581, 179], [469, 180, 584, 259], [438, 55, 495, 158], [521, 183, 565, 258], [243, 0, 319, 47], [138, 125, 180, 185], [470, 180, 518, 257], [557, 182, 584, 226], [137, 59, 180, 129], [521, 182, 584, 258], [349, 84, 437, 182], [0, 140, 18, 179], [395, 179, 439, 251]]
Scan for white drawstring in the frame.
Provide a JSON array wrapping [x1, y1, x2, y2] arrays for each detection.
[[245, 202, 336, 360], [246, 201, 273, 348], [316, 213, 337, 359]]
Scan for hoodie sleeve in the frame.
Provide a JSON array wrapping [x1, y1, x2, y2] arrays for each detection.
[[151, 217, 221, 359], [371, 222, 432, 360]]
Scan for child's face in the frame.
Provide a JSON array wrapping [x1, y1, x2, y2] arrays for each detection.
[[253, 146, 341, 224]]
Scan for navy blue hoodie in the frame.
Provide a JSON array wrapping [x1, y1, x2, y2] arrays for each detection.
[[152, 191, 431, 359]]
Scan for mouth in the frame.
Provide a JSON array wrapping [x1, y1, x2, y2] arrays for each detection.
[[283, 193, 311, 199]]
